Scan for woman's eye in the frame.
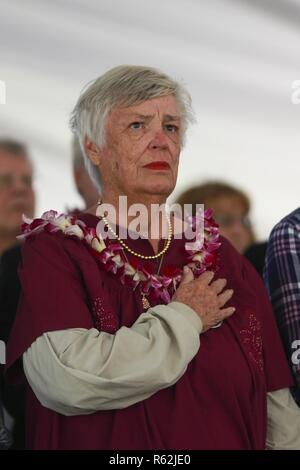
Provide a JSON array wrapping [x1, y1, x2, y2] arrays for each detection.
[[165, 124, 178, 133], [129, 122, 143, 129]]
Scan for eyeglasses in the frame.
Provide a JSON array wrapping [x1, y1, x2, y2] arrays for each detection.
[[0, 174, 33, 190], [214, 214, 252, 229]]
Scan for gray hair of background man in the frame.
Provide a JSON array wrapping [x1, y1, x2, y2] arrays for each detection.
[[0, 139, 29, 159], [70, 65, 195, 191]]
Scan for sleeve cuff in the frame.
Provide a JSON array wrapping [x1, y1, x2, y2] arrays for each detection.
[[168, 301, 203, 333]]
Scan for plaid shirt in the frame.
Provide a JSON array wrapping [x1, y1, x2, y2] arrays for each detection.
[[264, 207, 300, 406]]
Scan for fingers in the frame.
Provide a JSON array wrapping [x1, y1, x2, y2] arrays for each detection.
[[219, 306, 236, 320], [217, 289, 234, 308], [180, 266, 194, 285], [211, 278, 227, 294], [213, 306, 236, 328], [197, 271, 215, 285]]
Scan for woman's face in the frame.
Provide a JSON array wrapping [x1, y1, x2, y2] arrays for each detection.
[[207, 196, 253, 254], [87, 95, 182, 202]]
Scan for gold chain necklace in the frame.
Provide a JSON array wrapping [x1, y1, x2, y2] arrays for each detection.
[[101, 213, 173, 261], [122, 248, 166, 311]]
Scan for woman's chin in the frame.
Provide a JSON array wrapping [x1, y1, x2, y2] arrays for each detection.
[[138, 179, 175, 197], [143, 187, 173, 198]]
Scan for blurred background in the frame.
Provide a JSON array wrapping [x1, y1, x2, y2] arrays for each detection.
[[0, 0, 299, 240]]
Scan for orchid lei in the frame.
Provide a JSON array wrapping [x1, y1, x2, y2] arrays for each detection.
[[19, 209, 220, 304]]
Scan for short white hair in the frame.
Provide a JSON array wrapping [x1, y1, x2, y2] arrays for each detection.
[[72, 135, 85, 170], [70, 65, 195, 191]]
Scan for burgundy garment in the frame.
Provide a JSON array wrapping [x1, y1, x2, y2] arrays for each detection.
[[6, 213, 292, 450]]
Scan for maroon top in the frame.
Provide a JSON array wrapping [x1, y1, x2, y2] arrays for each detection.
[[6, 213, 292, 450]]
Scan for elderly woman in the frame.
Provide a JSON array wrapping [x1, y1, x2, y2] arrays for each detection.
[[6, 66, 300, 450]]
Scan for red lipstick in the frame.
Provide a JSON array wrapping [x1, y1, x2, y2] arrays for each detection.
[[143, 162, 170, 170]]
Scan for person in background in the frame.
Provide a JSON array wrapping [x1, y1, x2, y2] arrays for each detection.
[[72, 136, 99, 210], [0, 140, 35, 257], [0, 136, 98, 449], [176, 181, 268, 278], [176, 181, 254, 254], [0, 139, 35, 449], [264, 207, 300, 408]]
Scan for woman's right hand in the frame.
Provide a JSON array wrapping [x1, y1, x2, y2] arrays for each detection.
[[172, 267, 235, 332]]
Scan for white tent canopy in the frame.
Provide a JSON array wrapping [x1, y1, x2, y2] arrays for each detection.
[[1, 0, 300, 239]]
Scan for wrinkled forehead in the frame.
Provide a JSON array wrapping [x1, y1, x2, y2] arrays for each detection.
[[109, 95, 181, 123]]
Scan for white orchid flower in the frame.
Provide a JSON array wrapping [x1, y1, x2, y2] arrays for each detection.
[[55, 216, 72, 231], [64, 224, 85, 239], [112, 254, 124, 268], [91, 237, 106, 252]]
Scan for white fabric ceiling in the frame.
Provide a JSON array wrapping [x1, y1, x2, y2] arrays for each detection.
[[1, 0, 300, 239]]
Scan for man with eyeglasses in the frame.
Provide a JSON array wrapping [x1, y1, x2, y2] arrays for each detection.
[[0, 140, 35, 256], [0, 139, 35, 449]]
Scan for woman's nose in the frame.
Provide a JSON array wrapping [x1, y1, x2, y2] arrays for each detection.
[[149, 127, 168, 150]]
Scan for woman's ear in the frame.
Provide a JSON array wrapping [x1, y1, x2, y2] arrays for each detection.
[[84, 137, 102, 166]]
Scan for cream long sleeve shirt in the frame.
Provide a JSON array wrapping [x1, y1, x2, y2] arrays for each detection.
[[23, 301, 300, 449], [23, 302, 202, 415]]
